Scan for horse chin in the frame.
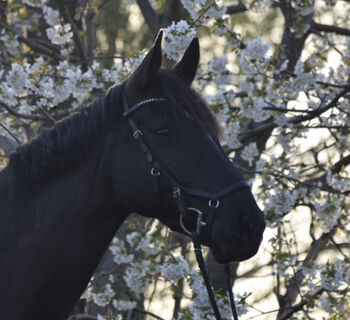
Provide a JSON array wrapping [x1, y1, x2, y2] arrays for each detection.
[[210, 241, 260, 264]]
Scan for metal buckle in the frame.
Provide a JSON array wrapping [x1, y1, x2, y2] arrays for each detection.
[[179, 207, 206, 236], [151, 167, 160, 176], [209, 199, 220, 208], [173, 187, 181, 198], [133, 130, 143, 139]]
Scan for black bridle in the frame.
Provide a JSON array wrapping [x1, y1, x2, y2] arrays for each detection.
[[123, 88, 250, 320]]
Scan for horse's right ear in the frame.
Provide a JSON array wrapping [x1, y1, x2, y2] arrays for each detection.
[[129, 29, 163, 88], [173, 37, 200, 85]]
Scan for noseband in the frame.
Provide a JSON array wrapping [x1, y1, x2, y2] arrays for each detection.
[[123, 88, 250, 320]]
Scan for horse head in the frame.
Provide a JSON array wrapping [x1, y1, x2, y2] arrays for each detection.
[[111, 30, 265, 263]]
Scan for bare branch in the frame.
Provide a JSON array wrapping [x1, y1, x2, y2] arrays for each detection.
[[0, 21, 61, 58], [331, 154, 350, 174], [136, 0, 159, 35], [0, 122, 20, 145], [226, 2, 247, 14], [85, 8, 95, 64], [277, 0, 313, 72], [238, 121, 276, 144], [304, 154, 350, 187], [0, 101, 46, 121], [238, 85, 350, 143], [133, 308, 166, 320], [290, 86, 350, 124], [277, 229, 336, 319], [58, 3, 88, 71], [310, 22, 350, 37]]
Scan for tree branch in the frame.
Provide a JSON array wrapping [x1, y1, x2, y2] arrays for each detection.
[[277, 0, 313, 72], [0, 21, 61, 58], [238, 85, 350, 143], [226, 2, 247, 14], [304, 154, 350, 188], [58, 3, 88, 71], [85, 8, 95, 65], [133, 308, 166, 320], [136, 0, 159, 35], [290, 86, 350, 124], [310, 22, 350, 37], [0, 101, 46, 121], [277, 229, 336, 319], [0, 122, 20, 145], [331, 154, 350, 174]]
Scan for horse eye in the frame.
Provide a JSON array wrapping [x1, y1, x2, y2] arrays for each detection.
[[155, 128, 171, 136]]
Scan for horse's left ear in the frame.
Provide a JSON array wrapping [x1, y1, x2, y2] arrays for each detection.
[[130, 29, 163, 88], [173, 37, 200, 85]]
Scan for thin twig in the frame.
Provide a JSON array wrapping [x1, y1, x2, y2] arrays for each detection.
[[0, 21, 61, 58], [133, 308, 166, 320], [0, 101, 46, 121], [0, 122, 20, 145]]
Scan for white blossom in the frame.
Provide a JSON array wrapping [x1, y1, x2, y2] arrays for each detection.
[[42, 6, 61, 26], [240, 97, 271, 122], [163, 21, 196, 61], [240, 142, 259, 166], [46, 24, 73, 46], [85, 284, 115, 307], [241, 37, 270, 60], [314, 199, 342, 231], [123, 260, 157, 294], [180, 0, 205, 19], [207, 5, 226, 19], [266, 189, 298, 216], [5, 63, 30, 97], [109, 238, 135, 265], [160, 255, 189, 281], [326, 170, 350, 193], [113, 299, 137, 311], [209, 56, 231, 85]]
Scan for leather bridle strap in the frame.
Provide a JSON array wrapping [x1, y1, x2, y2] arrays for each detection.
[[225, 263, 239, 320], [192, 232, 239, 320], [191, 232, 222, 319], [122, 88, 246, 320]]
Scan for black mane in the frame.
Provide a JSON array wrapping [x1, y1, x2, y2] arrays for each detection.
[[8, 84, 123, 184], [6, 71, 220, 186]]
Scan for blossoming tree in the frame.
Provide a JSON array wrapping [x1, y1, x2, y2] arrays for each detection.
[[0, 0, 349, 319]]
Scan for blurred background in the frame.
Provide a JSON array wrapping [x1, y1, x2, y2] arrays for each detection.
[[0, 0, 349, 319]]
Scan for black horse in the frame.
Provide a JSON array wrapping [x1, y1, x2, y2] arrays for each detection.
[[0, 30, 265, 320]]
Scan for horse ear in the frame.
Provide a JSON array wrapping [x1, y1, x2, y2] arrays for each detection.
[[173, 37, 200, 85], [130, 29, 163, 88]]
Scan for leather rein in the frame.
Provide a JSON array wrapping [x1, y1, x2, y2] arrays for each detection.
[[122, 88, 250, 320]]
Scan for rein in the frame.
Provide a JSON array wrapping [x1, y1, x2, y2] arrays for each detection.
[[122, 89, 249, 320]]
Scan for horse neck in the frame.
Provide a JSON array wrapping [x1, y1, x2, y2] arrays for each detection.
[[0, 136, 129, 320]]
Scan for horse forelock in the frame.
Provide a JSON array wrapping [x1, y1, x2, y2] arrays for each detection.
[[159, 70, 222, 140]]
